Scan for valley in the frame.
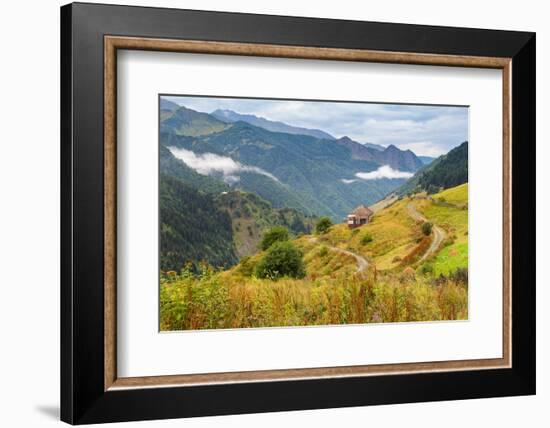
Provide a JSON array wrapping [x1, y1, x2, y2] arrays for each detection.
[[158, 97, 469, 330]]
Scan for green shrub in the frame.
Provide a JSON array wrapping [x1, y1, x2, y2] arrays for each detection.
[[255, 241, 306, 280], [315, 216, 333, 234], [318, 245, 329, 257], [361, 233, 373, 245], [450, 267, 468, 285], [419, 263, 434, 275], [422, 221, 433, 236], [260, 226, 289, 250]]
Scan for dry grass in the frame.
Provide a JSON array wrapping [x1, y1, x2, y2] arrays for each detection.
[[321, 200, 420, 263], [160, 266, 468, 330], [400, 235, 432, 266], [159, 184, 470, 331]]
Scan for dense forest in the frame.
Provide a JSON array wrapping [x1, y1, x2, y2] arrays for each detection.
[[160, 175, 237, 271], [159, 172, 316, 270], [396, 142, 468, 195]]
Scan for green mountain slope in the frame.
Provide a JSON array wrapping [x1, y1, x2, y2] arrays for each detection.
[[216, 191, 316, 258], [161, 105, 230, 136], [160, 98, 180, 121], [162, 120, 406, 219], [234, 172, 327, 216], [161, 140, 324, 215], [160, 175, 238, 271], [160, 98, 179, 111], [160, 173, 317, 269], [396, 141, 468, 195]]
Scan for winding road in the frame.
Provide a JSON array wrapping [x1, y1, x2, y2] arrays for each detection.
[[309, 237, 369, 273], [406, 202, 446, 262], [331, 246, 369, 273]]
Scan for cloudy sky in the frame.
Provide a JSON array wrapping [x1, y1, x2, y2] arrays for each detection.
[[164, 96, 468, 157]]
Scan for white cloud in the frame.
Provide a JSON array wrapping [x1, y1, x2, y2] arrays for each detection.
[[168, 147, 279, 184], [355, 165, 414, 180], [341, 179, 357, 184]]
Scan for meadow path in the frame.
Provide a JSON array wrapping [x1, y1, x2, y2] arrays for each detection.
[[309, 237, 369, 273], [406, 202, 446, 262]]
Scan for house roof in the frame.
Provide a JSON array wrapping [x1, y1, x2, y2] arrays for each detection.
[[349, 205, 373, 217]]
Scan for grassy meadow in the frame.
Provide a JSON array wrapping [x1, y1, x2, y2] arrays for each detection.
[[160, 184, 469, 330]]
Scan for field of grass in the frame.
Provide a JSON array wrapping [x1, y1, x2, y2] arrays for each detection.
[[417, 184, 468, 276], [160, 183, 469, 331], [160, 266, 467, 330], [430, 242, 468, 276], [433, 183, 468, 207], [318, 199, 422, 270]]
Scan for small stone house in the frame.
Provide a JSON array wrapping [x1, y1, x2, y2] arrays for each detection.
[[347, 205, 374, 228]]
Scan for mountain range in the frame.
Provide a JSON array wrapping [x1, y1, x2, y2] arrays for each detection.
[[334, 136, 424, 172], [160, 108, 415, 219], [159, 104, 445, 217], [159, 101, 467, 271], [211, 108, 335, 140]]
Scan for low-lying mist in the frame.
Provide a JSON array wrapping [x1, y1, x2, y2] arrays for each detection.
[[168, 147, 279, 184], [354, 165, 414, 180]]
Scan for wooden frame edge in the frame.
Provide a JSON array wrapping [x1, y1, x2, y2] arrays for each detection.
[[105, 36, 511, 68], [104, 36, 117, 390], [502, 61, 513, 369], [110, 357, 508, 390], [103, 35, 512, 391]]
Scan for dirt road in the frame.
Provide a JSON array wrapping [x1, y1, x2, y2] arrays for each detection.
[[406, 202, 446, 262], [309, 237, 369, 273]]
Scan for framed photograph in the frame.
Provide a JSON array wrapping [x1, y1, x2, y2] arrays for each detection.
[[61, 2, 535, 424]]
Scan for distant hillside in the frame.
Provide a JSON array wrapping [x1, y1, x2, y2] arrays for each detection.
[[160, 175, 237, 271], [160, 98, 179, 111], [160, 98, 180, 121], [396, 142, 468, 195], [211, 108, 335, 140], [233, 172, 328, 216], [216, 191, 316, 258], [160, 136, 326, 215], [162, 120, 403, 219], [363, 142, 386, 151], [159, 173, 317, 270], [418, 155, 436, 165], [335, 136, 424, 172], [162, 105, 230, 136]]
